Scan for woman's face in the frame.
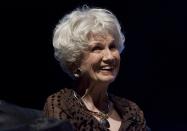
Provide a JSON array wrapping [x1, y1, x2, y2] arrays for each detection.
[[79, 33, 120, 84]]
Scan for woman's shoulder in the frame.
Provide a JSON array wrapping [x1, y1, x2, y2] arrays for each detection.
[[44, 88, 75, 108], [45, 88, 72, 100], [110, 94, 141, 110], [43, 88, 78, 119], [110, 95, 150, 130], [110, 94, 146, 125]]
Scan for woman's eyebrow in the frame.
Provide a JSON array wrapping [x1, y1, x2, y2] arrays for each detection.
[[89, 37, 115, 46], [89, 41, 102, 46]]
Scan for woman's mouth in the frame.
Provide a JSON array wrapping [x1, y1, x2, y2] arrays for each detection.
[[99, 66, 115, 74]]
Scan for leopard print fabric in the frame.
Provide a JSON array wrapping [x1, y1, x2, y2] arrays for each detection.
[[43, 88, 149, 131]]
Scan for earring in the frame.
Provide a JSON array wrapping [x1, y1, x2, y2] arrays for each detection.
[[74, 68, 81, 78], [74, 73, 79, 78]]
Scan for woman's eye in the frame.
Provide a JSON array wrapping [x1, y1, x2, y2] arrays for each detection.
[[110, 44, 117, 50], [92, 46, 102, 52]]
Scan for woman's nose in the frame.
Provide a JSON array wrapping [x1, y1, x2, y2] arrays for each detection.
[[102, 49, 114, 62]]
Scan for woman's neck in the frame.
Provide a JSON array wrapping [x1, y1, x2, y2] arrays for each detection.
[[83, 88, 108, 106], [76, 79, 110, 111]]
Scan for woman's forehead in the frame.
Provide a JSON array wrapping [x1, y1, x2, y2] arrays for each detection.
[[88, 33, 115, 43]]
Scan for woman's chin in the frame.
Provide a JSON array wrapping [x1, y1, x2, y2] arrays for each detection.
[[96, 75, 116, 83]]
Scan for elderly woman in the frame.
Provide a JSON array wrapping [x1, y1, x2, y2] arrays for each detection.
[[44, 7, 150, 131]]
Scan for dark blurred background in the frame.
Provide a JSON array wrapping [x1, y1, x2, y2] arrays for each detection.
[[0, 0, 186, 130]]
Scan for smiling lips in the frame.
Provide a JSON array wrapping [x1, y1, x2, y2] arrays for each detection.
[[99, 65, 115, 73]]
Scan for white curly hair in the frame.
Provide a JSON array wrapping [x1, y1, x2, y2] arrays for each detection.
[[53, 6, 125, 78]]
